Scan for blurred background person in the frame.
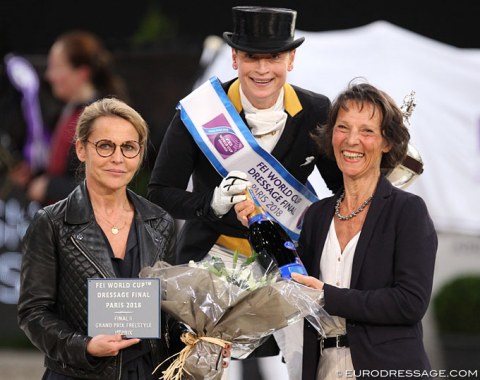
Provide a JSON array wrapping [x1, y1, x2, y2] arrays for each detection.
[[0, 50, 58, 198], [26, 30, 129, 205], [18, 97, 176, 380]]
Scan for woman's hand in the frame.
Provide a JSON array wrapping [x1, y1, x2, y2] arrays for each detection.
[[234, 199, 255, 227], [86, 334, 141, 357], [291, 272, 324, 290], [222, 343, 232, 368]]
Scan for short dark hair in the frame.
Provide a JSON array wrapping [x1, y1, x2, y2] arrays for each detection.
[[314, 80, 410, 170]]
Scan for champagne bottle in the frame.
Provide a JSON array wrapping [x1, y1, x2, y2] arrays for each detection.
[[246, 188, 308, 279]]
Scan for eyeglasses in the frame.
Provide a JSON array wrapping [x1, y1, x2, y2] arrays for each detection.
[[87, 139, 142, 159]]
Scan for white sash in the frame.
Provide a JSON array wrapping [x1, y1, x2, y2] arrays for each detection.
[[177, 76, 319, 240]]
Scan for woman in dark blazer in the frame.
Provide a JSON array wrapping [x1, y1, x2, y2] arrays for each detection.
[[236, 81, 438, 378], [291, 82, 438, 379], [147, 77, 342, 266]]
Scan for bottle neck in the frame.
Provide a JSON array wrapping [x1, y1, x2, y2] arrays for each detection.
[[245, 189, 267, 226]]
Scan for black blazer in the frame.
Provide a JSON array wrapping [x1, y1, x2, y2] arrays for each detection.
[[299, 176, 438, 379], [148, 78, 342, 264]]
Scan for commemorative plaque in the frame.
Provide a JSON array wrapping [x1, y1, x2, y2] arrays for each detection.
[[88, 278, 160, 338]]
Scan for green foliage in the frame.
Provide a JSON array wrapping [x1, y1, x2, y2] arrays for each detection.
[[131, 3, 176, 47], [433, 274, 480, 333]]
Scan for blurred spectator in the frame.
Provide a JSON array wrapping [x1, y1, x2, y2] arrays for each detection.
[[0, 51, 55, 345], [26, 30, 128, 205], [1, 52, 58, 191], [0, 55, 27, 177]]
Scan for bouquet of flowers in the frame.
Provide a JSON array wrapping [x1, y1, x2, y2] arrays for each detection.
[[139, 252, 329, 380]]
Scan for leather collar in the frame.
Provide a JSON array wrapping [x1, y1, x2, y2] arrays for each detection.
[[64, 180, 163, 226]]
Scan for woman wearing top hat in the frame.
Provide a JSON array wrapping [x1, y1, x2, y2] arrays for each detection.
[[147, 6, 342, 375], [148, 5, 341, 265]]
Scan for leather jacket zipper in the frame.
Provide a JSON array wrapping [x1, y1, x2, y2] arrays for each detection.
[[71, 236, 110, 278], [116, 351, 122, 380], [71, 236, 123, 379]]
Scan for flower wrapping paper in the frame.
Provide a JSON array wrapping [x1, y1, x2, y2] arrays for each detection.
[[139, 258, 329, 379]]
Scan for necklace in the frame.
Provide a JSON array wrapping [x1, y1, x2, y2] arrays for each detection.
[[335, 191, 373, 221], [95, 211, 127, 235], [110, 223, 126, 235]]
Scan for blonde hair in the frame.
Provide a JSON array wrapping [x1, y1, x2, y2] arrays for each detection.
[[75, 97, 148, 163]]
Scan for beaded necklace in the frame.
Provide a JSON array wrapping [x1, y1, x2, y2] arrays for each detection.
[[335, 191, 373, 221]]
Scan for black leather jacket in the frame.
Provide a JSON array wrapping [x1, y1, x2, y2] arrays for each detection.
[[18, 181, 176, 379]]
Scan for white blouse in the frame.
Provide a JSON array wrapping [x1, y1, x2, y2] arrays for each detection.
[[317, 218, 360, 380]]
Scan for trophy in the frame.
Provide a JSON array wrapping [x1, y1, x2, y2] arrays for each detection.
[[386, 90, 424, 189]]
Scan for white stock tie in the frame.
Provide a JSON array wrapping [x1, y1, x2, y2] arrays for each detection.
[[240, 86, 287, 152]]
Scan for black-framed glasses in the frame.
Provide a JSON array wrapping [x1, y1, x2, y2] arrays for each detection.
[[87, 139, 142, 159]]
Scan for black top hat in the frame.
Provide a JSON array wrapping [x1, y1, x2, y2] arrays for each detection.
[[223, 6, 305, 53]]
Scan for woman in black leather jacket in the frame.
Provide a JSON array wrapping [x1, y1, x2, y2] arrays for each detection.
[[18, 98, 176, 380]]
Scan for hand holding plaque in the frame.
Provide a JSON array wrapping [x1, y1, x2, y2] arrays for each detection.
[[88, 278, 161, 338]]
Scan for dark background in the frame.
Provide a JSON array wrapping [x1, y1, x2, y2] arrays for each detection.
[[2, 0, 480, 52], [2, 0, 479, 166]]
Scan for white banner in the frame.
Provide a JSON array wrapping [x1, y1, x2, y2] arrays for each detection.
[[197, 21, 480, 235], [178, 77, 318, 240]]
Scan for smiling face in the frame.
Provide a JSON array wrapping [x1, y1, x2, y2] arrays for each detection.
[[332, 100, 391, 182], [76, 115, 141, 194], [232, 49, 295, 109]]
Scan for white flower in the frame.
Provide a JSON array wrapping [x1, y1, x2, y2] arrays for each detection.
[[189, 252, 276, 291]]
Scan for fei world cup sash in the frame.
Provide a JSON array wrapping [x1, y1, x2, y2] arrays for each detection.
[[177, 76, 319, 241]]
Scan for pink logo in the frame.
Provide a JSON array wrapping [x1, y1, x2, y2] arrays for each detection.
[[202, 114, 244, 159]]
